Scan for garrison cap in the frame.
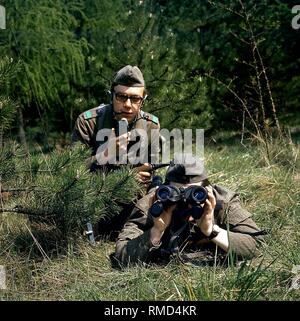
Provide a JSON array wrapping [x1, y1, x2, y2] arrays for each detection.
[[112, 65, 145, 87], [165, 154, 207, 184]]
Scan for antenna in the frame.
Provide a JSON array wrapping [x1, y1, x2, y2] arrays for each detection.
[[120, 117, 129, 128], [116, 117, 129, 137]]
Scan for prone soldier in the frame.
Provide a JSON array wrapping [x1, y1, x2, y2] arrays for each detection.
[[114, 159, 267, 266]]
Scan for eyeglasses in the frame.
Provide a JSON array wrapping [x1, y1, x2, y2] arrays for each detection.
[[114, 92, 144, 105]]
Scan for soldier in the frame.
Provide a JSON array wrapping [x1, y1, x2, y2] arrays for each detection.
[[72, 65, 160, 183], [72, 65, 160, 239], [114, 161, 267, 266]]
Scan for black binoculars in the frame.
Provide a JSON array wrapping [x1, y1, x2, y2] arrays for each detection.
[[149, 184, 208, 219]]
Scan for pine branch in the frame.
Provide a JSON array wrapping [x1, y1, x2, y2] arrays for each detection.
[[0, 206, 56, 218], [0, 187, 35, 193], [0, 56, 19, 85]]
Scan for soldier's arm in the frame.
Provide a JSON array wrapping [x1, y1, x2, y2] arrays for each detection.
[[149, 118, 160, 164], [114, 191, 163, 266], [114, 208, 157, 266], [72, 114, 94, 147], [71, 114, 99, 170], [115, 224, 155, 266], [131, 117, 161, 184], [223, 197, 266, 259]]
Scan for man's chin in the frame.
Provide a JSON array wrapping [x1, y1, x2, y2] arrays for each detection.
[[121, 114, 135, 122], [115, 113, 135, 123]]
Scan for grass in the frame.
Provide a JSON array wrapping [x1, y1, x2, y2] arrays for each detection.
[[0, 130, 300, 301]]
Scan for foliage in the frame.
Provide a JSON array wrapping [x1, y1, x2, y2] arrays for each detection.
[[1, 0, 298, 137], [0, 143, 142, 237], [0, 0, 88, 136], [0, 56, 18, 142]]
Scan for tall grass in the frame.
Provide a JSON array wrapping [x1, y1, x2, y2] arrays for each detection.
[[0, 131, 299, 301]]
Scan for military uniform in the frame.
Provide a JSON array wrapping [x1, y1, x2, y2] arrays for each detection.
[[114, 184, 266, 266], [71, 65, 160, 239], [72, 103, 160, 171], [71, 103, 160, 239]]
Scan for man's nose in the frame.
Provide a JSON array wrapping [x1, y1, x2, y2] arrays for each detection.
[[124, 98, 132, 108]]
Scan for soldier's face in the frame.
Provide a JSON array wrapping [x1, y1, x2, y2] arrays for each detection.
[[113, 85, 145, 123]]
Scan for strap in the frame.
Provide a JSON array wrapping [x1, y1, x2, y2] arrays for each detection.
[[167, 221, 189, 254]]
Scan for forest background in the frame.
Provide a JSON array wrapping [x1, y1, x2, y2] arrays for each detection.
[[0, 0, 299, 301]]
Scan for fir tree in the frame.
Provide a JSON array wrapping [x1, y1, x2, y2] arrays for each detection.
[[91, 0, 213, 130], [0, 143, 142, 239], [0, 56, 18, 146]]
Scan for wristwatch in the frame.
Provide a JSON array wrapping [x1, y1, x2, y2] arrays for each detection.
[[208, 224, 221, 240]]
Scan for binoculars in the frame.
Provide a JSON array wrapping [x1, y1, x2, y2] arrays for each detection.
[[149, 184, 208, 219]]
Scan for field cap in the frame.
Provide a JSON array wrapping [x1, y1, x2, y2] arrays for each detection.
[[112, 65, 145, 87], [165, 154, 207, 184]]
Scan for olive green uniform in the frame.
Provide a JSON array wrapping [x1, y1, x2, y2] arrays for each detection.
[[72, 103, 160, 171], [71, 103, 160, 238], [115, 184, 266, 266]]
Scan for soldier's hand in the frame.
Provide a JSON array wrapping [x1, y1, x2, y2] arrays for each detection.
[[112, 128, 130, 157], [150, 203, 177, 246], [195, 186, 216, 237], [134, 163, 152, 184], [97, 128, 130, 164]]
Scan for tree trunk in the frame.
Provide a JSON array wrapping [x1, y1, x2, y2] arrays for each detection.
[[18, 107, 28, 153], [0, 127, 3, 148]]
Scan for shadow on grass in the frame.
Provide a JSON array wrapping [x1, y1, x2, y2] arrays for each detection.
[[109, 249, 241, 271], [290, 129, 300, 144], [9, 223, 77, 260]]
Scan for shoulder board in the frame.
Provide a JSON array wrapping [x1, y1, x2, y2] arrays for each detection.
[[151, 115, 159, 125], [83, 104, 106, 120], [140, 111, 159, 125], [83, 110, 96, 120]]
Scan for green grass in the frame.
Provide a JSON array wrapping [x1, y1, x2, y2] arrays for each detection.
[[0, 130, 299, 301]]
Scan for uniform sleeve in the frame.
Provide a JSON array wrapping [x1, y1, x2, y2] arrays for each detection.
[[114, 195, 158, 266], [71, 115, 98, 170], [224, 196, 266, 259], [71, 114, 93, 147], [115, 223, 154, 266]]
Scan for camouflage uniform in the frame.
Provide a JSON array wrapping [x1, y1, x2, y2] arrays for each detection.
[[115, 184, 266, 266]]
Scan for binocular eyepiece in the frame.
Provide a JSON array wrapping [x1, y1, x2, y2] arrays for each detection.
[[150, 184, 208, 219]]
